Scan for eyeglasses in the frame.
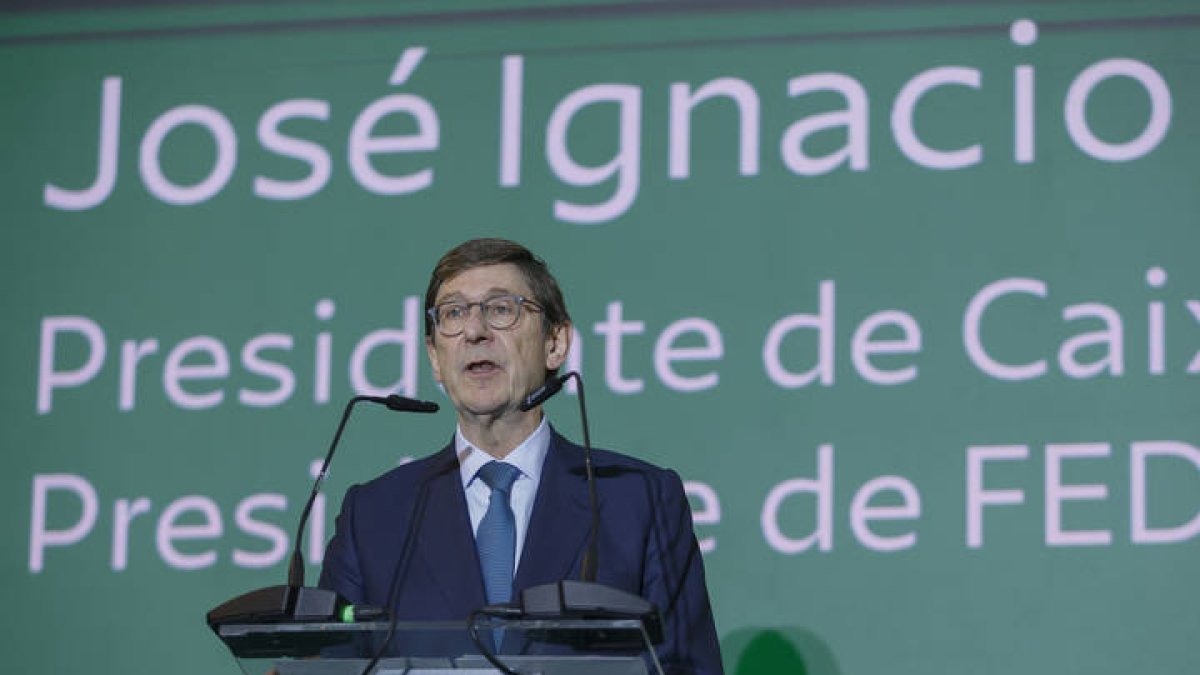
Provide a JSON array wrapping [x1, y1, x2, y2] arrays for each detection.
[[427, 294, 543, 337]]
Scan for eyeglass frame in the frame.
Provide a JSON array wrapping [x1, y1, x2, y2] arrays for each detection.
[[425, 294, 545, 337]]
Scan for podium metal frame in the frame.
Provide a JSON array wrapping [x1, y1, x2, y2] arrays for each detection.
[[216, 618, 664, 675]]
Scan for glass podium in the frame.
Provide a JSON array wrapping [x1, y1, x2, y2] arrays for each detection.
[[215, 618, 664, 675]]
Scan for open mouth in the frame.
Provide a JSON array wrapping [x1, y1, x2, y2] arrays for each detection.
[[466, 359, 500, 374]]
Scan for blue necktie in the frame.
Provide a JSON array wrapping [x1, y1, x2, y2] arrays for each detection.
[[475, 461, 521, 606]]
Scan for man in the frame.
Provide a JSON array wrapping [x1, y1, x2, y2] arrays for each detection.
[[319, 238, 723, 675]]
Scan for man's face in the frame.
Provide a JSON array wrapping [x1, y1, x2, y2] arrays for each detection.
[[425, 263, 570, 422]]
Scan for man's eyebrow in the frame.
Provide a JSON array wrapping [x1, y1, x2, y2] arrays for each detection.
[[435, 287, 517, 304]]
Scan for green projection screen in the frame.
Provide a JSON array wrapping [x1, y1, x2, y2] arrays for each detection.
[[3, 2, 1198, 674]]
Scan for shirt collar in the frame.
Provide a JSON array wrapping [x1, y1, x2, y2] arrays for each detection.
[[457, 416, 551, 488]]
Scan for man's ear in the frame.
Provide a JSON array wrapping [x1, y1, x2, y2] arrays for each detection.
[[425, 336, 443, 384], [545, 322, 571, 370]]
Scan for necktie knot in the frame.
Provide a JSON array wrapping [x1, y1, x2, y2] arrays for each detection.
[[478, 461, 520, 495]]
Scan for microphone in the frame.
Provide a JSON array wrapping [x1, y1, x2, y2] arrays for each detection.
[[495, 372, 664, 645], [376, 394, 440, 414], [287, 395, 439, 587], [520, 371, 596, 578], [358, 457, 457, 675], [206, 393, 438, 655], [518, 371, 572, 412]]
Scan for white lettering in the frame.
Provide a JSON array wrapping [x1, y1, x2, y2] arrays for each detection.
[[1131, 441, 1200, 544], [547, 84, 642, 224], [1045, 443, 1112, 546], [762, 444, 834, 553], [781, 73, 869, 175], [966, 445, 1028, 548], [140, 105, 237, 205], [763, 281, 835, 388], [893, 66, 983, 169], [849, 476, 921, 552], [156, 495, 222, 570], [29, 474, 98, 573], [654, 318, 723, 392], [963, 278, 1047, 381], [44, 77, 122, 210], [254, 99, 332, 200], [1065, 59, 1171, 161], [38, 316, 107, 414]]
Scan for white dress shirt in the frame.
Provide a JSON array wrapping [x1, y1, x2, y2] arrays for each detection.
[[456, 417, 551, 574]]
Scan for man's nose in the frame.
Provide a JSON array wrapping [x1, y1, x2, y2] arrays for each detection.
[[462, 305, 492, 340]]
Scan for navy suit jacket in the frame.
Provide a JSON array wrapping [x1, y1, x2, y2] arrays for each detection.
[[318, 430, 723, 675]]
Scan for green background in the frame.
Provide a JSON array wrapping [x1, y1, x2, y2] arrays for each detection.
[[2, 1, 1197, 673]]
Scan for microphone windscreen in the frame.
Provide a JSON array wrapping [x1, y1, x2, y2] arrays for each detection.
[[385, 395, 439, 413], [519, 372, 571, 411]]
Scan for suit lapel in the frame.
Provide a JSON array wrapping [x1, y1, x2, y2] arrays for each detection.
[[411, 445, 487, 613], [513, 433, 593, 591]]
